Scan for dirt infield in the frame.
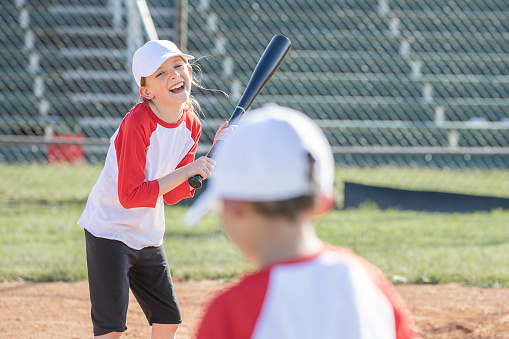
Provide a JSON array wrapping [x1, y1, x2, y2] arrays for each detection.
[[1, 280, 508, 338]]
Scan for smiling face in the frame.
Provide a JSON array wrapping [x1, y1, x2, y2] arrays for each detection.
[[139, 56, 193, 110]]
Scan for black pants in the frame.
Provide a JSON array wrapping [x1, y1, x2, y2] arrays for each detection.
[[84, 229, 182, 336]]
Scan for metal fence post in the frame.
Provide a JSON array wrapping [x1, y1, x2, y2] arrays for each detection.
[[176, 0, 188, 52], [109, 0, 123, 29], [125, 0, 144, 94]]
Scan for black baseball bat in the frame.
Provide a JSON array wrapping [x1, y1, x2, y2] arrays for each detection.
[[188, 34, 292, 189]]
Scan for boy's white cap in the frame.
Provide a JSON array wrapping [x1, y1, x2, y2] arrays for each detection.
[[132, 40, 194, 87], [185, 104, 336, 226]]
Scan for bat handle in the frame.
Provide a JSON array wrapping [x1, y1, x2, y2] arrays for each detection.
[[187, 140, 223, 189], [188, 174, 203, 189]]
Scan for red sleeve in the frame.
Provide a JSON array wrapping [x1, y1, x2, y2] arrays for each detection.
[[163, 110, 201, 205], [115, 107, 160, 209], [196, 270, 270, 339]]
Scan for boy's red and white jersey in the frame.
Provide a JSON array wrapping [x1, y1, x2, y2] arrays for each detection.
[[79, 102, 200, 249], [196, 246, 419, 339]]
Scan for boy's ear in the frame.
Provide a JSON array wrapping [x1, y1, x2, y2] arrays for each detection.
[[313, 193, 336, 216], [139, 86, 154, 100]]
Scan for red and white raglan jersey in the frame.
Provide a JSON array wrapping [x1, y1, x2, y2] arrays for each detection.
[[79, 102, 200, 249], [196, 245, 419, 339]]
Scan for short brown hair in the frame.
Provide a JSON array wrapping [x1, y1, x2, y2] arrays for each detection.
[[250, 195, 318, 221]]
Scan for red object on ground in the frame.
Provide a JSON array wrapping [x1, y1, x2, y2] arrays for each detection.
[[47, 132, 85, 164]]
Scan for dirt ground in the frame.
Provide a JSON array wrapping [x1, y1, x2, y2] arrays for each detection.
[[1, 280, 509, 338]]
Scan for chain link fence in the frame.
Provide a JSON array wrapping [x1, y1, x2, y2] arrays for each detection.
[[1, 0, 508, 202]]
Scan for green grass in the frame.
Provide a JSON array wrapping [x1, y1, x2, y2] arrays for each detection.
[[1, 164, 508, 286], [0, 164, 102, 203], [315, 206, 509, 287], [1, 164, 508, 204], [0, 202, 87, 281]]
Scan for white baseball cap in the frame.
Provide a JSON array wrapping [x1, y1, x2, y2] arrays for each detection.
[[185, 104, 336, 226], [132, 40, 194, 87]]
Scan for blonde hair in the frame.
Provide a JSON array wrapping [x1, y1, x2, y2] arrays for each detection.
[[138, 57, 204, 117]]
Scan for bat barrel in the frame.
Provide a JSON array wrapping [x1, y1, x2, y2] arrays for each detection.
[[187, 34, 292, 190], [237, 35, 292, 112]]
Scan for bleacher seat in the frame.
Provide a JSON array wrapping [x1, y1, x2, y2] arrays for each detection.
[[0, 0, 508, 166], [188, 0, 509, 159], [389, 0, 509, 12], [200, 0, 377, 13]]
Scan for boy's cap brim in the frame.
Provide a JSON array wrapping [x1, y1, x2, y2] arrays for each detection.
[[184, 184, 220, 226]]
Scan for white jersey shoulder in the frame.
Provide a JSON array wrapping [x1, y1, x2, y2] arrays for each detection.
[[252, 251, 396, 339]]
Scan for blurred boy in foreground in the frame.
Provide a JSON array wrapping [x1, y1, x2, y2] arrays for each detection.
[[186, 104, 419, 339]]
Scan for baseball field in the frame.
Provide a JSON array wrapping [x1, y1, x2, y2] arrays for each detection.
[[0, 164, 509, 337]]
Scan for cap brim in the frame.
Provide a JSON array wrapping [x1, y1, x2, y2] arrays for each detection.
[[184, 183, 220, 227], [139, 53, 195, 80], [174, 53, 195, 61]]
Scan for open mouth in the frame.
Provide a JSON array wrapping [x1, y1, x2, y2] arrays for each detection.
[[169, 82, 185, 93]]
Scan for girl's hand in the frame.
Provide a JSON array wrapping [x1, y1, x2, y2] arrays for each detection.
[[186, 156, 216, 180], [158, 157, 215, 196], [213, 121, 238, 145]]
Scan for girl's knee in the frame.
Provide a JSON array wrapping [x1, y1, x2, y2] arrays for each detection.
[[151, 323, 179, 339]]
